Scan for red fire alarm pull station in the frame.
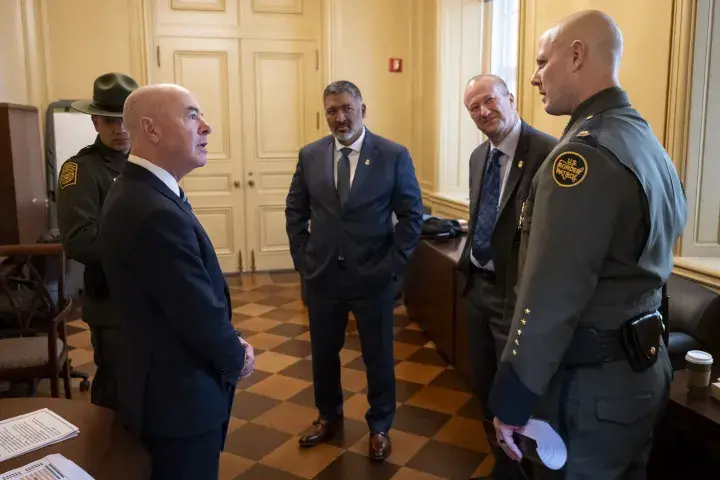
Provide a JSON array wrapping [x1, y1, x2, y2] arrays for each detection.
[[389, 58, 402, 73]]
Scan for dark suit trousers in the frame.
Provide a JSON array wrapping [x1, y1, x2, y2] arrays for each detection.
[[306, 280, 396, 434], [88, 325, 121, 411], [143, 427, 224, 480], [466, 270, 531, 480]]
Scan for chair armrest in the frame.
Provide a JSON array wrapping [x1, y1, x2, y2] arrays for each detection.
[[52, 299, 74, 326], [0, 244, 64, 257]]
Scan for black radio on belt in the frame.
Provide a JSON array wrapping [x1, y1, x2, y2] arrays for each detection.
[[563, 311, 663, 372], [619, 311, 663, 373]]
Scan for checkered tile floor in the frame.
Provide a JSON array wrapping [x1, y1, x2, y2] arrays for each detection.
[[49, 272, 494, 479]]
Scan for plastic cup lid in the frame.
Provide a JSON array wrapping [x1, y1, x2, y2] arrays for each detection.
[[686, 350, 713, 365]]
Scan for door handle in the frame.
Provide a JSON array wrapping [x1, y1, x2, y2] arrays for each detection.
[[248, 180, 255, 187]]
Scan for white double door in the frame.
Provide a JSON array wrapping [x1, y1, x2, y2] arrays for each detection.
[[154, 36, 322, 272]]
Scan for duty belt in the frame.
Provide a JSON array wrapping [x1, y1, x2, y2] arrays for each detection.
[[562, 327, 628, 367]]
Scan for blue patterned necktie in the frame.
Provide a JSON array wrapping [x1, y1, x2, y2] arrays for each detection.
[[337, 147, 352, 207], [471, 148, 502, 266]]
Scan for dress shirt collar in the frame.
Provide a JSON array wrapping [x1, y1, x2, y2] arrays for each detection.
[[128, 154, 180, 197], [490, 117, 521, 158]]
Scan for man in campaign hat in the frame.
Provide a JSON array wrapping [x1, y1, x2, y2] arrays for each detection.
[[57, 72, 139, 410]]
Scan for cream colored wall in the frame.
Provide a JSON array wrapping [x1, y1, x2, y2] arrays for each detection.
[[0, 0, 49, 110], [326, 0, 413, 148], [0, 0, 146, 112], [0, 1, 32, 104], [43, 0, 147, 101], [410, 1, 439, 194]]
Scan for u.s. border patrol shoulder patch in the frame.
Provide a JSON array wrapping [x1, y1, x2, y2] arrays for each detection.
[[552, 151, 587, 188], [60, 161, 78, 190]]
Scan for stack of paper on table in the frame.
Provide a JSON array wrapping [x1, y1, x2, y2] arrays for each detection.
[[0, 409, 79, 463], [711, 379, 720, 402], [1, 453, 93, 480]]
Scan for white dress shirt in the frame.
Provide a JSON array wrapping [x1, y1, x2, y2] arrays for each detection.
[[333, 126, 366, 187], [128, 154, 180, 198], [471, 117, 522, 271]]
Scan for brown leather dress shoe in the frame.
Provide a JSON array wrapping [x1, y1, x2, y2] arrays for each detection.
[[298, 417, 341, 447], [369, 432, 391, 461]]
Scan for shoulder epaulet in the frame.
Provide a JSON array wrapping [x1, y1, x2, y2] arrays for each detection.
[[69, 144, 97, 160], [568, 114, 601, 148]]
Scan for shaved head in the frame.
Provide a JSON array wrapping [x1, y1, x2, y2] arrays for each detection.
[[545, 10, 623, 73], [123, 84, 186, 141], [123, 84, 212, 180], [531, 10, 623, 116]]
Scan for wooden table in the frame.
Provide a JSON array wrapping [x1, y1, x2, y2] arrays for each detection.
[[648, 368, 720, 477], [0, 398, 150, 479], [404, 237, 473, 382]]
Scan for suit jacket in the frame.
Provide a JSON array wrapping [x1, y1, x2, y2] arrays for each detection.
[[99, 162, 246, 439], [285, 129, 424, 295], [458, 120, 556, 312]]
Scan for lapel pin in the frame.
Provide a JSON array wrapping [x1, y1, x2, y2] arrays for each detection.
[[517, 160, 524, 169], [364, 159, 370, 166], [578, 130, 590, 137]]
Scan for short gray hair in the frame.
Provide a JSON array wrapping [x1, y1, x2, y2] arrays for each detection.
[[323, 80, 363, 101], [466, 74, 511, 96]]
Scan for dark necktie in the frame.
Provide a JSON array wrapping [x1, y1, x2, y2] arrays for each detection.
[[337, 147, 352, 207], [471, 148, 502, 266], [179, 187, 192, 209]]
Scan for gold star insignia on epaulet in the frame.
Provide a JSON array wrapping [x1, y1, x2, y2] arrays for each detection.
[[524, 308, 530, 314], [521, 319, 526, 325]]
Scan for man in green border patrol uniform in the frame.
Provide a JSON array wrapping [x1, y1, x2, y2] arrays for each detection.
[[487, 10, 687, 479], [57, 72, 139, 410]]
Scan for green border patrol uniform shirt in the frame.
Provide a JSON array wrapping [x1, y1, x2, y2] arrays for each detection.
[[488, 87, 687, 427]]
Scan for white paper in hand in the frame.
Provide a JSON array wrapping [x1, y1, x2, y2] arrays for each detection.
[[520, 418, 567, 470]]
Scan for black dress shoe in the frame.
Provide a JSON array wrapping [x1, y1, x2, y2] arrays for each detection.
[[369, 432, 391, 461], [298, 417, 341, 447]]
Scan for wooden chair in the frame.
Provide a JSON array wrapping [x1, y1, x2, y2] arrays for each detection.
[[0, 243, 74, 398]]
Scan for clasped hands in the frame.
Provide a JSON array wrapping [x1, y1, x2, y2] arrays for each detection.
[[493, 417, 526, 462], [239, 336, 255, 380]]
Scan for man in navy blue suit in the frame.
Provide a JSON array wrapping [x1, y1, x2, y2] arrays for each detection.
[[99, 84, 255, 479], [285, 81, 423, 461]]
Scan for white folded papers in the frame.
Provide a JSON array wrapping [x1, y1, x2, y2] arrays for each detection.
[[0, 409, 79, 463], [521, 418, 567, 470], [1, 453, 93, 480]]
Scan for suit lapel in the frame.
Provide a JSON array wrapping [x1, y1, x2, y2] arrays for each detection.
[[347, 130, 378, 206], [498, 120, 530, 215], [123, 163, 204, 234], [469, 142, 491, 219]]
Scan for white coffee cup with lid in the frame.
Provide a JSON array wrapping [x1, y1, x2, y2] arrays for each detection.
[[686, 350, 713, 398]]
